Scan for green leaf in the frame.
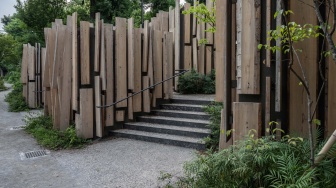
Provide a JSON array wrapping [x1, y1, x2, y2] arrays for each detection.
[[258, 44, 263, 50], [313, 119, 321, 126]]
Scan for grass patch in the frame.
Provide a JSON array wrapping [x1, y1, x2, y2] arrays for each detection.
[[177, 69, 215, 94], [24, 113, 90, 150], [203, 102, 223, 151], [4, 82, 29, 112]]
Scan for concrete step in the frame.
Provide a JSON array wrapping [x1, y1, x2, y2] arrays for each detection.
[[124, 122, 210, 138], [170, 99, 212, 106], [152, 109, 210, 120], [137, 116, 210, 129], [111, 129, 206, 150], [160, 103, 205, 112]]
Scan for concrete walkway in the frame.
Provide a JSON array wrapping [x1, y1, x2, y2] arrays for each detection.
[[0, 84, 195, 188]]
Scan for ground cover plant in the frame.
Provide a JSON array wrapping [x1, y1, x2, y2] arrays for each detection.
[[24, 113, 90, 150], [0, 77, 6, 91], [177, 69, 215, 94], [203, 101, 222, 151]]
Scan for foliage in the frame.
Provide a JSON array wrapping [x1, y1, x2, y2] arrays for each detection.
[[174, 133, 336, 188], [143, 0, 175, 19], [203, 102, 222, 151], [4, 81, 29, 112], [0, 77, 6, 91], [177, 69, 215, 94], [0, 34, 21, 72], [64, 0, 90, 23], [24, 114, 90, 150]]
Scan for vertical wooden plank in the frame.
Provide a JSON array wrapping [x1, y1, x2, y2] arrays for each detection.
[[115, 17, 127, 108], [21, 44, 28, 83], [175, 0, 181, 90], [94, 13, 100, 72], [205, 0, 214, 44], [44, 88, 51, 116], [142, 20, 149, 73], [233, 102, 262, 142], [100, 20, 107, 91], [205, 46, 212, 74], [59, 27, 72, 131], [51, 25, 66, 89], [266, 0, 271, 68], [153, 30, 163, 99], [143, 76, 151, 113], [192, 0, 197, 36], [128, 17, 134, 90], [95, 76, 103, 137], [148, 25, 154, 86], [197, 22, 205, 74], [184, 45, 192, 70], [116, 110, 125, 122], [231, 3, 237, 103], [52, 88, 60, 130], [166, 32, 174, 99], [41, 47, 46, 103], [275, 0, 282, 112], [28, 82, 36, 108], [43, 29, 55, 87], [80, 21, 91, 85], [128, 93, 133, 120], [28, 45, 36, 81], [133, 28, 142, 112], [192, 38, 198, 71], [105, 24, 114, 126], [169, 7, 175, 33], [219, 109, 233, 149], [236, 0, 242, 93], [239, 0, 260, 94], [161, 11, 169, 32], [72, 12, 78, 111], [78, 88, 93, 139], [265, 77, 271, 135], [184, 3, 191, 44]]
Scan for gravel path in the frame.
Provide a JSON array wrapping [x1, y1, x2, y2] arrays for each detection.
[[0, 84, 195, 188]]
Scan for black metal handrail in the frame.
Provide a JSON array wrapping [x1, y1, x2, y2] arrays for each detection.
[[97, 69, 189, 109]]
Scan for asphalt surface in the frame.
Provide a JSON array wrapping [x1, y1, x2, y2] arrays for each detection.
[[0, 84, 195, 188]]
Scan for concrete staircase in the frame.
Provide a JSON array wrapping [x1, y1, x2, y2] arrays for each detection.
[[111, 97, 213, 150]]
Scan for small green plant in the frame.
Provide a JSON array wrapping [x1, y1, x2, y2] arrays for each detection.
[[177, 69, 215, 94], [4, 82, 29, 112], [203, 101, 222, 151], [0, 77, 7, 91], [24, 113, 90, 150]]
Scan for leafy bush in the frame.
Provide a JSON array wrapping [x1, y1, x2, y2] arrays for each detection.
[[175, 133, 336, 188], [4, 81, 29, 112], [177, 69, 215, 94], [25, 113, 90, 150], [0, 77, 6, 91], [203, 101, 222, 151]]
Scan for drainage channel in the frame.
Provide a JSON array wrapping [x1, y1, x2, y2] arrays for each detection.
[[10, 126, 26, 130], [20, 150, 50, 160]]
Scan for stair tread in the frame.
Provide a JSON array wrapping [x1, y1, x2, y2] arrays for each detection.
[[161, 103, 205, 108], [152, 109, 208, 116], [125, 122, 210, 133], [113, 129, 204, 144], [139, 115, 210, 124]]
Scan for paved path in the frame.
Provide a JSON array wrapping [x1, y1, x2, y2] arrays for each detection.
[[0, 84, 195, 188]]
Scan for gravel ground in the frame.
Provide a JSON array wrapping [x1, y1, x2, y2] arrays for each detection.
[[0, 84, 195, 188]]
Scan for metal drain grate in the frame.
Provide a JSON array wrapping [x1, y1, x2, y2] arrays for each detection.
[[10, 126, 26, 130], [20, 150, 50, 160]]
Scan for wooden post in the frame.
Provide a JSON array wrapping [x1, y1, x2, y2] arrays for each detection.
[[133, 28, 142, 112], [174, 0, 180, 90], [72, 12, 78, 111], [153, 30, 163, 100], [95, 76, 103, 137], [80, 21, 91, 85], [184, 3, 191, 44], [78, 88, 94, 139], [105, 24, 114, 127], [94, 12, 100, 72], [128, 18, 135, 91], [142, 20, 149, 73]]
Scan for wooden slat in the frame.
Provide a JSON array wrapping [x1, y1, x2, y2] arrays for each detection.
[[44, 88, 51, 116], [233, 102, 262, 142], [231, 3, 237, 103], [174, 0, 181, 90], [219, 109, 233, 149], [94, 13, 100, 72], [239, 0, 260, 94], [205, 0, 214, 45], [266, 0, 271, 68], [100, 20, 107, 91], [28, 82, 35, 108], [43, 29, 55, 87], [197, 22, 205, 74], [133, 28, 142, 112], [128, 18, 134, 90], [236, 1, 242, 93], [72, 12, 78, 111], [184, 45, 192, 70], [275, 0, 282, 112], [153, 30, 163, 100], [21, 44, 28, 83], [115, 17, 128, 108], [28, 45, 35, 81], [128, 93, 133, 120], [169, 7, 175, 32], [161, 11, 169, 32], [41, 47, 46, 103], [59, 27, 72, 131], [163, 32, 173, 99], [143, 76, 151, 113], [192, 0, 197, 36], [205, 46, 212, 74], [52, 88, 60, 130], [105, 23, 114, 127], [192, 38, 198, 70], [78, 88, 93, 139], [142, 20, 149, 73], [148, 25, 154, 86], [51, 25, 66, 89], [265, 77, 271, 135], [95, 76, 103, 137], [80, 21, 91, 85], [184, 3, 191, 44], [116, 110, 125, 122]]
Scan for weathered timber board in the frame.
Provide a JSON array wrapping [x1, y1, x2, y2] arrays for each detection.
[[128, 18, 134, 90], [143, 76, 151, 113], [78, 88, 93, 139], [142, 20, 149, 73], [133, 28, 142, 112], [105, 23, 114, 126], [153, 30, 163, 100], [72, 12, 78, 111], [80, 21, 91, 85], [95, 76, 103, 137], [94, 13, 100, 72], [100, 20, 107, 91]]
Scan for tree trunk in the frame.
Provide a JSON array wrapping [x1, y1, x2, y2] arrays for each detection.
[[315, 129, 336, 164]]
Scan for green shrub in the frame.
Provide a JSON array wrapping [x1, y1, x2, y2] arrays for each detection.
[[203, 101, 222, 151], [25, 113, 90, 150], [176, 133, 336, 188], [0, 77, 6, 91], [4, 82, 29, 112], [177, 69, 215, 94]]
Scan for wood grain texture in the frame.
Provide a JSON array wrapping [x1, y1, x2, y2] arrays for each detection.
[[205, 0, 214, 44], [78, 88, 93, 139], [72, 12, 78, 111], [174, 0, 180, 90], [161, 11, 169, 32], [275, 0, 282, 112], [192, 38, 198, 71], [115, 17, 128, 108], [184, 45, 192, 70], [41, 47, 46, 103], [265, 77, 271, 135], [205, 46, 212, 74], [184, 3, 191, 44], [233, 102, 262, 143], [100, 21, 107, 91], [44, 29, 56, 87], [128, 93, 133, 120], [116, 110, 125, 122], [105, 24, 114, 126], [142, 20, 149, 73], [28, 82, 36, 108], [153, 30, 163, 99], [95, 76, 103, 137], [28, 45, 36, 81], [192, 0, 197, 36], [133, 28, 142, 112], [128, 18, 134, 90], [143, 76, 151, 113], [219, 109, 233, 149], [21, 44, 28, 83], [94, 12, 100, 72], [80, 21, 91, 85], [197, 22, 205, 75], [163, 32, 174, 99], [52, 25, 66, 89]]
